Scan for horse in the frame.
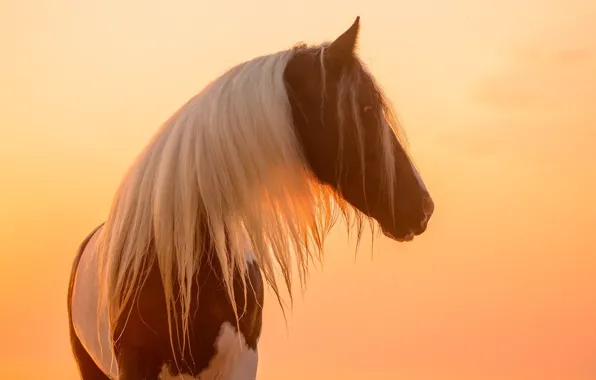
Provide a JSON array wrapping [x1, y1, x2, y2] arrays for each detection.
[[67, 17, 434, 380]]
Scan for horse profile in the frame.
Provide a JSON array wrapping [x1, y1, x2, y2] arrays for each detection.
[[67, 17, 434, 380]]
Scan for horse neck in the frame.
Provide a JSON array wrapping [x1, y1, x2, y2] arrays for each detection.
[[196, 226, 254, 274]]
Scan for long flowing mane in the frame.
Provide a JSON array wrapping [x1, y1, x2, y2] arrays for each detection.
[[96, 43, 405, 356]]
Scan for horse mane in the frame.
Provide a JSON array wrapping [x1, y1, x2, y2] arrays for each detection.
[[96, 43, 406, 357]]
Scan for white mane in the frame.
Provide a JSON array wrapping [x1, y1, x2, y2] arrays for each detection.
[[96, 44, 401, 357]]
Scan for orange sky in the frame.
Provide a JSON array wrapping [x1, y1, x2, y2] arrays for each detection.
[[1, 0, 595, 379]]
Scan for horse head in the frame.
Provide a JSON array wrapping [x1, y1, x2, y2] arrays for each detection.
[[285, 17, 434, 242]]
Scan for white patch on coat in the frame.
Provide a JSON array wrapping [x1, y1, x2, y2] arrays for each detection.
[[71, 226, 119, 379], [158, 322, 258, 380], [71, 227, 258, 380]]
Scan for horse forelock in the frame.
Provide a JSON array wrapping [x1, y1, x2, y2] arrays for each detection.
[[310, 44, 412, 237]]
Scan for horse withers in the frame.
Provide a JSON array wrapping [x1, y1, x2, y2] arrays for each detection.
[[68, 17, 434, 380]]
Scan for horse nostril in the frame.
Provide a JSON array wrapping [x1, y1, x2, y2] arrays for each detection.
[[422, 194, 434, 222]]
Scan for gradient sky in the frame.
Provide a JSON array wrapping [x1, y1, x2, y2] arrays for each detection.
[[1, 0, 595, 379]]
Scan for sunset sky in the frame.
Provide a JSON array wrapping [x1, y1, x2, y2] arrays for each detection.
[[1, 0, 595, 379]]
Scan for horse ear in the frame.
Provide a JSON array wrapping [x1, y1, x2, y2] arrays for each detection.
[[325, 17, 360, 67]]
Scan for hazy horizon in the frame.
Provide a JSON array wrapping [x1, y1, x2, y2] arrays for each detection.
[[1, 0, 595, 379]]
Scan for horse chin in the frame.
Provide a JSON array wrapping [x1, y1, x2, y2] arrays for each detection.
[[381, 227, 415, 242]]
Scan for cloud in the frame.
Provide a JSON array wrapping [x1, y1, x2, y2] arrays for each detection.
[[469, 47, 595, 113], [433, 46, 596, 166]]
